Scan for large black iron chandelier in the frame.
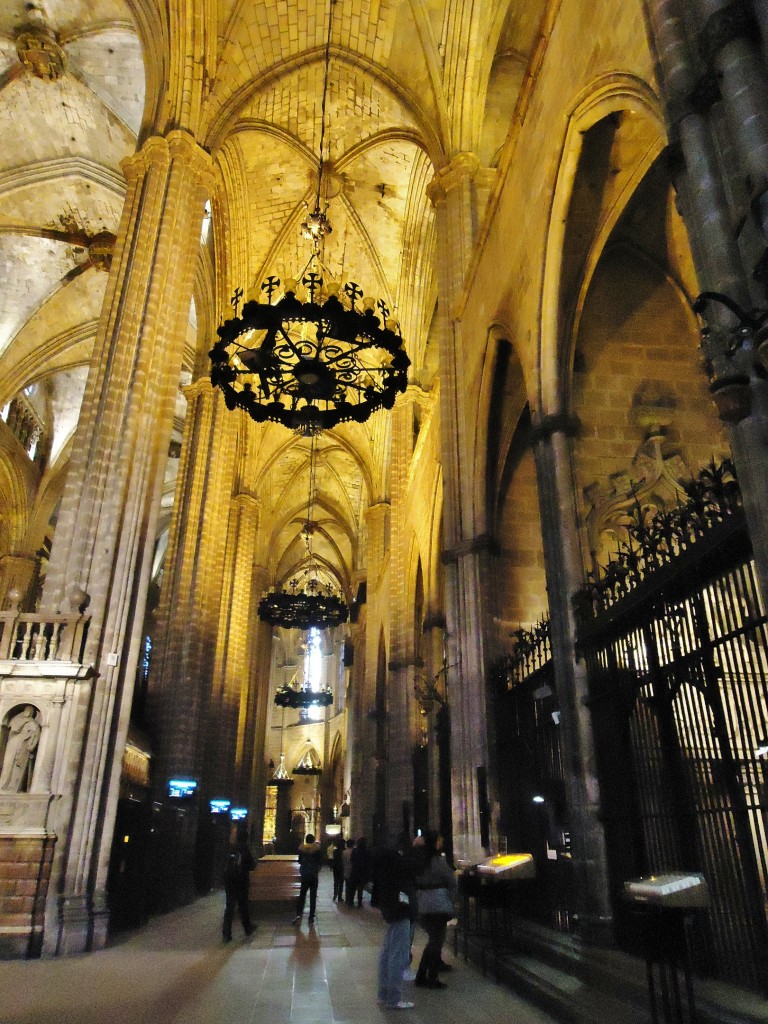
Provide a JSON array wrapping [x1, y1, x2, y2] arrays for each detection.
[[209, 0, 409, 436], [259, 433, 349, 630], [259, 576, 348, 630]]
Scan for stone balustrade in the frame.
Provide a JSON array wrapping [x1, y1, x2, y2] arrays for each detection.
[[0, 612, 89, 664]]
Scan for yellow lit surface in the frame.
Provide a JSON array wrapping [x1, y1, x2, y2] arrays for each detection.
[[489, 854, 533, 868]]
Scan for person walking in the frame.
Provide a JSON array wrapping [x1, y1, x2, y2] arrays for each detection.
[[342, 837, 355, 905], [293, 833, 323, 925], [331, 835, 345, 901], [413, 831, 456, 989], [348, 835, 371, 907], [374, 836, 417, 1010], [222, 826, 256, 942]]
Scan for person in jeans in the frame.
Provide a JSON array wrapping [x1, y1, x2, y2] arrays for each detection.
[[293, 833, 323, 925], [374, 836, 417, 1010]]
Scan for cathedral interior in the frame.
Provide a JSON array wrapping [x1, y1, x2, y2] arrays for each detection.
[[0, 0, 767, 1015]]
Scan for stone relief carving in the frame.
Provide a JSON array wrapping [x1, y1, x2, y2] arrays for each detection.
[[584, 433, 691, 575], [0, 705, 41, 792]]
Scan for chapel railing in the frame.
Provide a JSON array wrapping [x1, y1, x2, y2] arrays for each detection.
[[573, 459, 768, 992], [495, 618, 551, 689], [0, 612, 89, 664], [574, 458, 743, 628]]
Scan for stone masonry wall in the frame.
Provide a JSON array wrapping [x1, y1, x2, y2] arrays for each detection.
[[0, 835, 54, 958]]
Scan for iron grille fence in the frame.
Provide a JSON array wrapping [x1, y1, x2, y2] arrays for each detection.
[[576, 463, 768, 993], [492, 632, 573, 933]]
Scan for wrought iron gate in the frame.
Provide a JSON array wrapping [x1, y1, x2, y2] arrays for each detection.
[[577, 466, 768, 992], [494, 624, 573, 933]]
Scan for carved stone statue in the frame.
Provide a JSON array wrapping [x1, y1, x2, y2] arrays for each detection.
[[0, 705, 41, 792]]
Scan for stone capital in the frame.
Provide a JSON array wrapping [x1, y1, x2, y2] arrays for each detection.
[[426, 152, 482, 207], [422, 610, 447, 631], [441, 532, 498, 564], [699, 0, 758, 67], [531, 412, 580, 443], [122, 130, 213, 190], [181, 376, 214, 401], [232, 491, 260, 516], [365, 500, 390, 521], [405, 383, 429, 406]]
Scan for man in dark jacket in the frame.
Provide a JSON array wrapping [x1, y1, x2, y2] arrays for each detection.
[[348, 835, 371, 906], [293, 833, 323, 925], [374, 839, 417, 1010], [222, 826, 256, 942], [331, 835, 345, 901]]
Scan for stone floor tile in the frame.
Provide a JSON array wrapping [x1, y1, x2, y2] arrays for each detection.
[[0, 872, 558, 1024]]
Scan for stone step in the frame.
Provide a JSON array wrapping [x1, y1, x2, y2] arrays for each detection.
[[457, 915, 768, 1024]]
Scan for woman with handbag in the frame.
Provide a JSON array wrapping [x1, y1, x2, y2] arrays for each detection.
[[414, 831, 457, 989]]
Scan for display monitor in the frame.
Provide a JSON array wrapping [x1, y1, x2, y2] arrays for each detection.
[[168, 778, 197, 799]]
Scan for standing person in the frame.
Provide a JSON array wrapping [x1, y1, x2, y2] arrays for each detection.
[[331, 835, 345, 901], [374, 837, 417, 1010], [293, 832, 323, 925], [342, 837, 355, 905], [349, 835, 371, 907], [222, 826, 256, 942], [413, 831, 457, 989]]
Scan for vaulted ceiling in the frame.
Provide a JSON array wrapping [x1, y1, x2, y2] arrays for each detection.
[[0, 0, 549, 598]]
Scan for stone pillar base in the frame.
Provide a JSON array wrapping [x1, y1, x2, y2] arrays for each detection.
[[43, 890, 109, 956]]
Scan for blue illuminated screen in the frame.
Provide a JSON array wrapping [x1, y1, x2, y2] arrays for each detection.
[[168, 778, 197, 799]]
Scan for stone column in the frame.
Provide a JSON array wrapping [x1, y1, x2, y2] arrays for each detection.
[[695, 0, 768, 239], [428, 154, 497, 863], [440, 539, 498, 862], [647, 0, 768, 604], [343, 616, 365, 840], [148, 377, 238, 902], [39, 130, 212, 954], [533, 418, 613, 942], [208, 492, 260, 803], [355, 501, 389, 841], [386, 390, 417, 836], [239, 566, 273, 849]]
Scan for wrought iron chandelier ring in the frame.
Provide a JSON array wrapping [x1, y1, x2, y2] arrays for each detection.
[[210, 280, 410, 433], [273, 683, 334, 710], [258, 585, 349, 631]]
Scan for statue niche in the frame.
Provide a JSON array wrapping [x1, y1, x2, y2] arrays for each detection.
[[0, 704, 42, 793]]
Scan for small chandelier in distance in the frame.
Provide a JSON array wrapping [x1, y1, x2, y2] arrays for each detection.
[[273, 677, 334, 710], [259, 432, 349, 630]]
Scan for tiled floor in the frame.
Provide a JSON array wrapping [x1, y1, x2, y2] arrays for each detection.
[[0, 873, 558, 1024]]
